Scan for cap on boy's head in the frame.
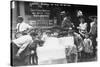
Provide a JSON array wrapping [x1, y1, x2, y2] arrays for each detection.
[[18, 16, 23, 18]]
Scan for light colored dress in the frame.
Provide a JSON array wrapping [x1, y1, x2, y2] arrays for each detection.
[[83, 38, 93, 53], [78, 23, 87, 36]]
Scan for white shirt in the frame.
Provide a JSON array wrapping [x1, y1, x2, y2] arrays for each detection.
[[79, 23, 87, 30], [90, 22, 95, 28], [16, 22, 33, 32]]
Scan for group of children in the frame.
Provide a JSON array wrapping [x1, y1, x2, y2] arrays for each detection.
[[76, 17, 97, 60]]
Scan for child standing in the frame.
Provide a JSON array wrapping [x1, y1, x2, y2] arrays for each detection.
[[83, 34, 93, 58]]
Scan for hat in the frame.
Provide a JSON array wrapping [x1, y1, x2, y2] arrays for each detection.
[[60, 11, 66, 14], [17, 16, 23, 19], [89, 16, 97, 20]]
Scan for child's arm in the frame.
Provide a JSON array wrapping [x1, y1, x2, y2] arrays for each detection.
[[89, 39, 93, 49], [89, 39, 92, 46]]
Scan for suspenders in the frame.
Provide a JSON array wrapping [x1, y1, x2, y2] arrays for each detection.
[[17, 23, 21, 32]]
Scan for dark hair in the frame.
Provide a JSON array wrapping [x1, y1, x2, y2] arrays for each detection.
[[79, 17, 85, 22], [30, 32, 38, 37], [17, 16, 24, 22]]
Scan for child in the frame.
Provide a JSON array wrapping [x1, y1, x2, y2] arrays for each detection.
[[83, 34, 93, 58], [77, 18, 87, 39]]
